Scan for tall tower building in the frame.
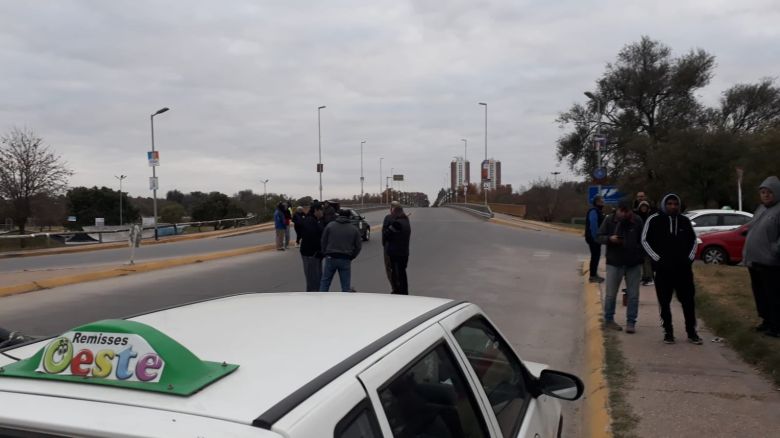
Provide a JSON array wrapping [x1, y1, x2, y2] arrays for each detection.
[[450, 157, 470, 192]]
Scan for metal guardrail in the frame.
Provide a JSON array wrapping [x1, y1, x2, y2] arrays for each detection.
[[441, 203, 494, 219], [0, 216, 264, 244]]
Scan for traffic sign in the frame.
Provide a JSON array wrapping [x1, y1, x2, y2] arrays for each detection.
[[593, 135, 606, 151], [393, 174, 404, 181], [592, 167, 607, 180], [588, 185, 624, 205], [149, 177, 159, 191], [316, 163, 323, 173]]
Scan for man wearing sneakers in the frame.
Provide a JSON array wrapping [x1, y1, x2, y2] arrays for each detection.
[[641, 193, 703, 344], [598, 201, 644, 333]]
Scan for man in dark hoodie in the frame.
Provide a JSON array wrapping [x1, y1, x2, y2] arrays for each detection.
[[299, 202, 325, 292], [382, 201, 401, 293], [641, 194, 702, 344], [320, 209, 362, 292], [743, 176, 780, 337], [598, 201, 645, 333], [384, 205, 412, 295], [586, 195, 606, 283]]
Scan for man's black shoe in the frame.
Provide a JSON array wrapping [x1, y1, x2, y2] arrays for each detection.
[[663, 333, 675, 344], [687, 333, 703, 345]]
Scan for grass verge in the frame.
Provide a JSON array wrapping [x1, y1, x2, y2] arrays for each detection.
[[603, 329, 640, 438], [694, 264, 780, 386], [0, 236, 66, 252]]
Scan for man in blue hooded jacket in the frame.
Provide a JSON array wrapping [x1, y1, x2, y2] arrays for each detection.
[[743, 176, 780, 337], [641, 194, 702, 345]]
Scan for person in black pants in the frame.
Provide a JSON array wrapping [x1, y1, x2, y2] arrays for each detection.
[[384, 206, 411, 295], [641, 193, 702, 345], [585, 196, 606, 283]]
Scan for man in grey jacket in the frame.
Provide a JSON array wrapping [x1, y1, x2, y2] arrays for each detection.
[[743, 176, 780, 337], [320, 209, 362, 292]]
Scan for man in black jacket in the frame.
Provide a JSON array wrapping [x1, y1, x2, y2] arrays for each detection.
[[299, 202, 325, 292], [384, 206, 411, 295], [642, 193, 702, 344], [382, 201, 401, 293], [585, 196, 606, 283], [598, 201, 645, 333]]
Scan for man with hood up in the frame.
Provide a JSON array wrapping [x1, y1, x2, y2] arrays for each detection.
[[641, 193, 703, 344], [743, 176, 780, 338], [319, 209, 362, 292]]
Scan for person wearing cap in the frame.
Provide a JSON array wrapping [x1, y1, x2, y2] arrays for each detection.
[[299, 202, 325, 292], [635, 200, 655, 286], [585, 195, 606, 283], [320, 209, 362, 292], [382, 201, 402, 293], [641, 193, 702, 344], [598, 201, 645, 333], [743, 176, 780, 337]]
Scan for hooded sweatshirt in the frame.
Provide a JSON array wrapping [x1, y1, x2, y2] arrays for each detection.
[[321, 216, 362, 260], [743, 176, 780, 267], [641, 193, 697, 267]]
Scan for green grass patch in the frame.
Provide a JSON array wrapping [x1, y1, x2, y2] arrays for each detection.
[[603, 330, 640, 438], [694, 264, 780, 386], [0, 235, 66, 252]]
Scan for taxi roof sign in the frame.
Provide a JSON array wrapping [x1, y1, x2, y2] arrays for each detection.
[[0, 319, 238, 396]]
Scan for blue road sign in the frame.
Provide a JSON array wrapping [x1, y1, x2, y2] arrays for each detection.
[[588, 185, 624, 205], [592, 166, 607, 180]]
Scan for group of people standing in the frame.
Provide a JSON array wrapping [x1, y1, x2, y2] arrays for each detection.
[[586, 177, 780, 343], [288, 199, 412, 294]]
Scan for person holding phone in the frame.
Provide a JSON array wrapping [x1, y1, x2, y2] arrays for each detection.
[[598, 201, 645, 333]]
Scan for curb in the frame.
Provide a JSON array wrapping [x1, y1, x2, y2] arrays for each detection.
[[0, 243, 276, 298], [582, 262, 613, 438]]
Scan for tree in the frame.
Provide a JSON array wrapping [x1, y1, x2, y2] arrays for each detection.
[[556, 37, 715, 181], [191, 192, 246, 223], [66, 186, 140, 229], [160, 203, 186, 224], [0, 127, 73, 234], [718, 79, 780, 134], [166, 189, 185, 205]]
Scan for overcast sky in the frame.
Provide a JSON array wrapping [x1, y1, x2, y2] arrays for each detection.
[[1, 0, 778, 201]]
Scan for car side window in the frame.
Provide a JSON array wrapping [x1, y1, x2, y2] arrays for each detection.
[[693, 214, 718, 227], [335, 399, 382, 438], [453, 317, 530, 437], [723, 214, 750, 226], [378, 342, 489, 438]]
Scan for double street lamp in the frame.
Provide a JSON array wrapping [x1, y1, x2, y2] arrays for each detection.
[[115, 175, 127, 226], [260, 178, 269, 217], [150, 107, 169, 241]]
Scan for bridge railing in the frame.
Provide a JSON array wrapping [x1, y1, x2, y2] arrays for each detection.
[[441, 202, 494, 219]]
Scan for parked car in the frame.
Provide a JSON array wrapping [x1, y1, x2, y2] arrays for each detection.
[[346, 208, 371, 241], [684, 209, 752, 235], [695, 223, 750, 264], [0, 293, 583, 437]]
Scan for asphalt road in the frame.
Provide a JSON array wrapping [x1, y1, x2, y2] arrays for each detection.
[[0, 207, 588, 434], [0, 210, 389, 273]]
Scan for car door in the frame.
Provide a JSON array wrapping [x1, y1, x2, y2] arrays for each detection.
[[439, 305, 560, 438], [691, 214, 719, 234], [358, 324, 498, 437], [722, 213, 751, 231]]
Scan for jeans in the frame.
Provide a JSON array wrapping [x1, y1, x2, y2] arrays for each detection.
[[301, 255, 322, 292], [588, 242, 602, 277], [604, 264, 641, 324], [390, 255, 409, 295], [320, 256, 352, 292]]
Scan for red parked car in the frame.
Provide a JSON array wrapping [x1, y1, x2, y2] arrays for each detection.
[[695, 223, 750, 264]]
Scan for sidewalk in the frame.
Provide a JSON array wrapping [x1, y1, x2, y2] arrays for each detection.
[[596, 271, 780, 437]]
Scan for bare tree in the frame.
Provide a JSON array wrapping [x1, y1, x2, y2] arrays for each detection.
[[0, 127, 73, 235]]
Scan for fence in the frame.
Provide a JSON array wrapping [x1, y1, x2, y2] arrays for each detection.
[[441, 203, 494, 219], [488, 203, 527, 218]]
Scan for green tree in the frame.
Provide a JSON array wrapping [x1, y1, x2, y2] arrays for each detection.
[[0, 127, 73, 234], [166, 189, 185, 205], [191, 192, 246, 223], [66, 186, 140, 229], [160, 203, 186, 224], [717, 79, 780, 134]]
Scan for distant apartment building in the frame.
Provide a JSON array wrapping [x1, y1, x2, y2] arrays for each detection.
[[480, 158, 501, 190], [450, 157, 470, 192]]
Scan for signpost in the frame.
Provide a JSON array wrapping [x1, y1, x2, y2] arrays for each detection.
[[149, 177, 159, 191], [393, 174, 404, 181], [736, 166, 744, 211], [147, 151, 159, 167], [588, 185, 623, 205]]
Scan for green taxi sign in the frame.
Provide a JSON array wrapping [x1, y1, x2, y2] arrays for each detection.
[[0, 319, 238, 396]]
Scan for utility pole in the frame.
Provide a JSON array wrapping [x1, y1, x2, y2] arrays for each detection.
[[261, 179, 269, 218], [360, 140, 366, 208], [379, 157, 383, 204], [115, 175, 126, 226], [317, 105, 326, 200], [150, 107, 169, 241], [479, 102, 487, 205], [461, 138, 468, 204]]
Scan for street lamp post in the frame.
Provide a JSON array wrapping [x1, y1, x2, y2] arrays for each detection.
[[379, 157, 383, 204], [317, 105, 326, 201], [390, 167, 394, 202], [115, 175, 126, 226], [461, 138, 468, 204], [584, 92, 603, 193], [360, 140, 366, 208], [478, 102, 487, 205], [150, 107, 169, 241], [261, 179, 269, 218]]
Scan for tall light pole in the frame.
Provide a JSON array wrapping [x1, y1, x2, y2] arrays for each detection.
[[261, 178, 269, 218], [478, 102, 488, 205], [584, 92, 603, 194], [360, 140, 366, 207], [317, 105, 326, 201], [461, 138, 468, 204], [150, 107, 169, 241], [379, 157, 384, 204], [390, 167, 394, 202], [115, 175, 126, 226]]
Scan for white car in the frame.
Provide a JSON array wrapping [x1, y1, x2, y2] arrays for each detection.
[[0, 293, 582, 437], [684, 209, 752, 235]]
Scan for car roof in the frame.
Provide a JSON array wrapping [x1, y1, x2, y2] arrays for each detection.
[[0, 293, 455, 426], [686, 209, 752, 216]]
